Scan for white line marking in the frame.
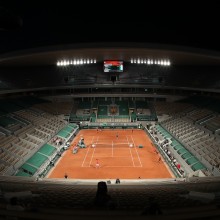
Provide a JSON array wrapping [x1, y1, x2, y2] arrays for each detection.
[[83, 156, 132, 158], [81, 136, 94, 167], [126, 135, 135, 167], [93, 142, 129, 145], [88, 136, 99, 167], [112, 141, 113, 157], [82, 166, 142, 168], [131, 135, 143, 167]]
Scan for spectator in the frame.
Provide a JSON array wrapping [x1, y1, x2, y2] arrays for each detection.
[[115, 178, 120, 184], [6, 197, 25, 211], [6, 196, 38, 213], [177, 163, 181, 169], [141, 196, 162, 215], [94, 181, 115, 209]]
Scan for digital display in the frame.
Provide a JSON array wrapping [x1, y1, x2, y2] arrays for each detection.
[[104, 61, 123, 72]]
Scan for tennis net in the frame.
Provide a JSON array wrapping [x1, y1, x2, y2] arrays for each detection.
[[90, 142, 134, 148]]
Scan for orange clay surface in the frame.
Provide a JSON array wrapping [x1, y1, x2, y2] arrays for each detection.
[[48, 129, 174, 179]]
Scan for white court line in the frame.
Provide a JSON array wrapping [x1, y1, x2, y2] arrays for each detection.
[[131, 135, 143, 167], [126, 135, 135, 167], [105, 165, 141, 167], [94, 142, 129, 145], [83, 166, 141, 168], [82, 156, 135, 158], [112, 141, 113, 157], [88, 136, 99, 167], [81, 136, 94, 167]]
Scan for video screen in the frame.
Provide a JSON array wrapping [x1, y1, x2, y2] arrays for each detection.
[[104, 61, 123, 72]]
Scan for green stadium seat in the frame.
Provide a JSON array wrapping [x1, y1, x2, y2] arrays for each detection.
[[177, 148, 189, 155], [191, 162, 206, 171], [182, 152, 194, 159], [20, 163, 37, 175], [186, 157, 199, 165]]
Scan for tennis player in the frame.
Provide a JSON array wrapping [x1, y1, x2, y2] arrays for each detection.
[[116, 133, 118, 139], [96, 159, 100, 168]]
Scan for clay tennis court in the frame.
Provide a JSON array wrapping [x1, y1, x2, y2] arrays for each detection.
[[48, 129, 174, 179]]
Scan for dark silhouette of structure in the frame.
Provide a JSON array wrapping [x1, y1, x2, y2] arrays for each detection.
[[94, 181, 115, 209]]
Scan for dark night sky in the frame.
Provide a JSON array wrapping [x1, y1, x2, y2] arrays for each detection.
[[0, 1, 220, 53]]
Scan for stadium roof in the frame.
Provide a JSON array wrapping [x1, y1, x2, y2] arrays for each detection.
[[1, 2, 220, 92], [0, 2, 220, 62], [1, 43, 220, 66]]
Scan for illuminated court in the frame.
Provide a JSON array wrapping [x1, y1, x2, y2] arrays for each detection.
[[48, 129, 174, 179]]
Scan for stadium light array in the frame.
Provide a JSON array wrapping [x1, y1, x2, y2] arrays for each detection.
[[130, 58, 171, 66], [57, 58, 97, 66]]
